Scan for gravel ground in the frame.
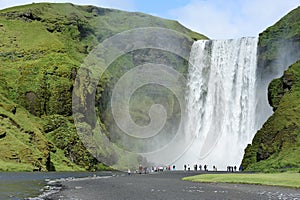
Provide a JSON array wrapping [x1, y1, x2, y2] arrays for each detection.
[[46, 171, 300, 200]]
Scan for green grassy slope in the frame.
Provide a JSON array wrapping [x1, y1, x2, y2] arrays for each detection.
[[0, 93, 83, 171], [242, 7, 300, 172], [183, 173, 300, 188], [0, 3, 206, 171]]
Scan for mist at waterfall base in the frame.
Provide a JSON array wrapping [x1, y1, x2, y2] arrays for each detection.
[[108, 37, 276, 171], [173, 38, 267, 171], [76, 28, 299, 171], [141, 37, 299, 171]]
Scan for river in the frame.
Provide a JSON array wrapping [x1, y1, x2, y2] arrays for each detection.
[[0, 171, 113, 199]]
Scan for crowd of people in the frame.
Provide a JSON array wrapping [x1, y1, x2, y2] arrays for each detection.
[[127, 164, 243, 175], [183, 164, 212, 171], [227, 165, 243, 172], [128, 165, 177, 175], [182, 164, 243, 172]]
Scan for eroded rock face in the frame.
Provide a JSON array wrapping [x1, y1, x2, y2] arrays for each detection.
[[25, 92, 39, 115], [0, 10, 42, 22]]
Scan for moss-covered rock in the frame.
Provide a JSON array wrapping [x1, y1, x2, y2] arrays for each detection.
[[242, 6, 300, 172], [0, 3, 206, 171]]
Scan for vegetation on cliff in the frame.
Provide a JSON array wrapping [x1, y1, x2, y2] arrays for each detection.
[[2, 2, 299, 173], [0, 3, 206, 171], [242, 6, 300, 172]]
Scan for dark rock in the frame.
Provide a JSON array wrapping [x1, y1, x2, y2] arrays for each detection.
[[18, 11, 42, 22], [25, 91, 39, 116], [0, 131, 6, 139], [70, 67, 77, 80], [46, 152, 56, 171], [11, 106, 16, 114]]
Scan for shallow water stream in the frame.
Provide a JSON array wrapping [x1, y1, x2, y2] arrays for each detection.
[[0, 171, 112, 199]]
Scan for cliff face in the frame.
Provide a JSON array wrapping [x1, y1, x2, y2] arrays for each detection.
[[2, 3, 299, 172], [242, 6, 300, 172], [0, 3, 206, 171]]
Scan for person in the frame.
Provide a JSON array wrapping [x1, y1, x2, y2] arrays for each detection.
[[184, 164, 187, 171], [127, 169, 131, 175], [187, 164, 190, 171], [213, 166, 217, 171], [199, 164, 202, 171], [234, 166, 237, 172], [239, 165, 243, 172], [194, 164, 198, 171], [173, 165, 176, 170]]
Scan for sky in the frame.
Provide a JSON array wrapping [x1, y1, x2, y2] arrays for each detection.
[[0, 0, 299, 39]]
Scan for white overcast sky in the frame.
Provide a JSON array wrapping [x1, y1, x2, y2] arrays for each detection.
[[0, 0, 299, 39]]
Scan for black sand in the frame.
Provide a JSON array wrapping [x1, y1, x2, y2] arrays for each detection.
[[47, 171, 300, 200]]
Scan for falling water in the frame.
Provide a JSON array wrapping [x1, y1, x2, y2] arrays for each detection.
[[178, 38, 260, 170]]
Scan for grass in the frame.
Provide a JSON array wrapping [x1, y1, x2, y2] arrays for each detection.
[[242, 61, 300, 172], [183, 173, 300, 188], [0, 94, 79, 172], [242, 6, 300, 171], [0, 3, 207, 171], [1, 2, 298, 172], [0, 160, 34, 171]]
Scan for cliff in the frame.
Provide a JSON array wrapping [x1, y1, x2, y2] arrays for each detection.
[[0, 3, 206, 171], [242, 6, 300, 172]]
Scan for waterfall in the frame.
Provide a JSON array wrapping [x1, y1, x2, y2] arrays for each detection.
[[179, 37, 260, 170]]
